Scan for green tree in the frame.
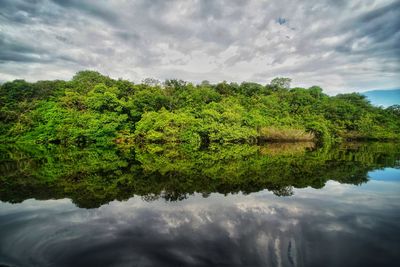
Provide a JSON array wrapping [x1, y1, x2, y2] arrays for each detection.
[[270, 77, 292, 90]]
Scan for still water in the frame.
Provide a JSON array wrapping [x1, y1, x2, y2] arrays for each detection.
[[0, 142, 399, 267]]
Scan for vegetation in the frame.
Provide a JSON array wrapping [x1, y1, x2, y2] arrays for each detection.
[[1, 142, 399, 208], [1, 70, 399, 146]]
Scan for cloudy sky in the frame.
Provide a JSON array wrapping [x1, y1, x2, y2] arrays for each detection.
[[0, 0, 399, 94]]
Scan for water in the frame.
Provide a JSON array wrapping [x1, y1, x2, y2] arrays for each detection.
[[0, 142, 399, 267]]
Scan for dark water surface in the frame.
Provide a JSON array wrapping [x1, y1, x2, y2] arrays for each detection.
[[0, 142, 399, 267]]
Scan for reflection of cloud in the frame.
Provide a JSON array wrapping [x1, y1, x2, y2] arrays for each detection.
[[0, 0, 399, 92], [0, 181, 399, 266]]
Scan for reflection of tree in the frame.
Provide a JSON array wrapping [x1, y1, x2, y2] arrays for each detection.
[[0, 142, 399, 208], [141, 194, 160, 202], [272, 186, 294, 197]]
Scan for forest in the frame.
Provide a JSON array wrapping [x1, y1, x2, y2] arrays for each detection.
[[1, 70, 399, 147]]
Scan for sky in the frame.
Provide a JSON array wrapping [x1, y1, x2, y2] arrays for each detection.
[[0, 0, 399, 94], [363, 89, 400, 106]]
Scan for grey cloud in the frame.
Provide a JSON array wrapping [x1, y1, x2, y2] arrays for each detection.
[[358, 0, 400, 23], [114, 31, 141, 42], [194, 0, 224, 19], [0, 0, 65, 26], [50, 0, 120, 25], [190, 0, 248, 23], [0, 31, 80, 65], [337, 1, 400, 55], [0, 0, 398, 92], [0, 33, 51, 63]]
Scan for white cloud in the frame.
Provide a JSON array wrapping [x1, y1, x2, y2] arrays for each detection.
[[0, 0, 399, 93]]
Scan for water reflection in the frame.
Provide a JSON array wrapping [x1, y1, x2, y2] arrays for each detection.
[[0, 142, 399, 267], [1, 142, 399, 208], [0, 181, 399, 267]]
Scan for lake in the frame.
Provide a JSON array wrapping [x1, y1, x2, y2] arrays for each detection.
[[0, 142, 399, 267]]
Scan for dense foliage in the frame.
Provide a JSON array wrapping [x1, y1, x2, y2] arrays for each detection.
[[1, 142, 399, 208], [1, 71, 399, 146]]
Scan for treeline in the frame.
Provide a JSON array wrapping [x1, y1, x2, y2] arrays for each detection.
[[1, 71, 399, 146]]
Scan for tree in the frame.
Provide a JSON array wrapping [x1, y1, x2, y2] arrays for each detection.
[[386, 105, 400, 116], [71, 70, 113, 93], [270, 77, 292, 90], [239, 82, 266, 96], [142, 78, 161, 87]]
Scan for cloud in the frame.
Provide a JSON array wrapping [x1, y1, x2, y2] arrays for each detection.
[[0, 0, 399, 93], [1, 181, 400, 266]]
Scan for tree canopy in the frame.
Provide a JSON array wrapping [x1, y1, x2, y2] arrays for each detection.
[[1, 71, 399, 146]]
